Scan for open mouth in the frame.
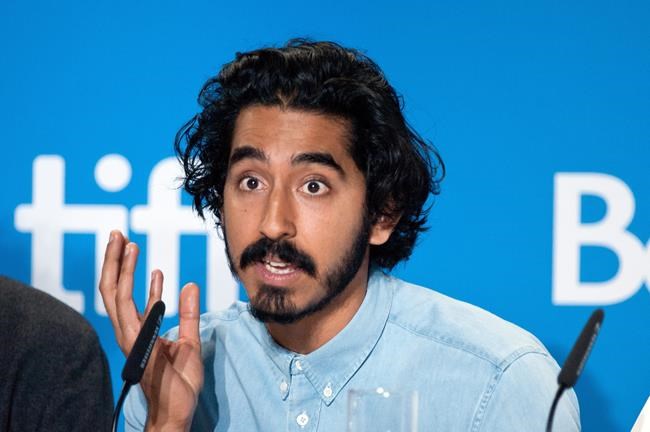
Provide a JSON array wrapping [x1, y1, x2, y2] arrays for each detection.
[[263, 259, 297, 275]]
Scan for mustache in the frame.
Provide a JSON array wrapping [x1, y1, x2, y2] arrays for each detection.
[[239, 237, 317, 277]]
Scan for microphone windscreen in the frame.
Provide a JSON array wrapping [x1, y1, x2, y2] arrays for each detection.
[[121, 301, 166, 384], [557, 308, 604, 388]]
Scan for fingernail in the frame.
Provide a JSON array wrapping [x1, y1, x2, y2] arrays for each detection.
[[108, 231, 115, 244], [124, 244, 131, 256], [151, 271, 157, 283]]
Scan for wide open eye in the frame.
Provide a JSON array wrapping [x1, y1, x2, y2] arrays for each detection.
[[299, 180, 329, 196], [239, 176, 262, 191]]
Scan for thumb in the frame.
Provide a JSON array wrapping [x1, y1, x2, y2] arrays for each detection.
[[178, 282, 201, 343]]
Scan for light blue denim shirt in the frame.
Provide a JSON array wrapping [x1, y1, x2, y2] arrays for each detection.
[[125, 270, 580, 431]]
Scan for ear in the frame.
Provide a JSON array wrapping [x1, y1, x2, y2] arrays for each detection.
[[369, 214, 401, 246]]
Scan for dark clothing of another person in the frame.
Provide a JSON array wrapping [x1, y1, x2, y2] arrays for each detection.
[[0, 276, 113, 431]]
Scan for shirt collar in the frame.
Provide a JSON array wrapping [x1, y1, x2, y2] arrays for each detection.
[[245, 269, 393, 405]]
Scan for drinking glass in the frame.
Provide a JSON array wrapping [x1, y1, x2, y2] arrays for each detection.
[[347, 387, 419, 432]]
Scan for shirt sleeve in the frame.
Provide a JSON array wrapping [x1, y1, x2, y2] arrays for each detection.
[[473, 351, 581, 431]]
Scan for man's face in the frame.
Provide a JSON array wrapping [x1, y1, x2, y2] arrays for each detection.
[[222, 105, 384, 324]]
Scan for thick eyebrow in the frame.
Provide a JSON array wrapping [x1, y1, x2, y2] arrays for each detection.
[[229, 146, 267, 166], [292, 152, 345, 177], [229, 146, 345, 177]]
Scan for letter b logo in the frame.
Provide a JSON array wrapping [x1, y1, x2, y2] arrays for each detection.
[[553, 173, 649, 305]]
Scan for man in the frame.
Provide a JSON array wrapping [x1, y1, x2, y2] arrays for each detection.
[[0, 275, 113, 431], [100, 40, 580, 431]]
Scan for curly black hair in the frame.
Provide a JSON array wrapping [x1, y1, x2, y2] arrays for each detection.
[[175, 39, 444, 269]]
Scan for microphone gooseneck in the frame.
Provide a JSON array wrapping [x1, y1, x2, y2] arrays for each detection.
[[546, 308, 604, 432], [546, 385, 566, 432], [111, 301, 166, 432]]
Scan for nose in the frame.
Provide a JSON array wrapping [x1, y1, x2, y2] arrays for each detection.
[[258, 187, 297, 241]]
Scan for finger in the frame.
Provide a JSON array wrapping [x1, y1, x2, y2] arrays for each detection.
[[143, 269, 164, 319], [178, 283, 201, 344], [115, 242, 143, 351], [98, 230, 126, 339]]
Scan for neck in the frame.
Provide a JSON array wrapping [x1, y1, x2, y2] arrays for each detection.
[[265, 262, 370, 354]]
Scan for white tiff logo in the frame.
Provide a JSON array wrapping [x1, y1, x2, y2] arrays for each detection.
[[553, 173, 649, 305], [14, 154, 238, 315]]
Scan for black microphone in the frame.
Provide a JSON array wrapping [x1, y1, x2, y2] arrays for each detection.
[[546, 308, 604, 432], [122, 301, 166, 384], [112, 301, 166, 432]]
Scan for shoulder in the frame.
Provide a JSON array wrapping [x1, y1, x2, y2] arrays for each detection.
[[0, 276, 113, 429], [0, 275, 99, 347], [125, 302, 254, 428], [162, 301, 252, 346], [376, 274, 580, 430], [380, 273, 549, 369]]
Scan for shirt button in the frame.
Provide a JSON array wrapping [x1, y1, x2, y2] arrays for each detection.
[[323, 385, 333, 398], [279, 381, 288, 393], [295, 360, 303, 370], [296, 412, 309, 427]]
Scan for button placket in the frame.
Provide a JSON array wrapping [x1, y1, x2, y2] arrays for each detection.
[[287, 372, 321, 431], [296, 411, 309, 427]]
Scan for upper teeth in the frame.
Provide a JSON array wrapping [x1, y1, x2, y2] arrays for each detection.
[[264, 260, 293, 274]]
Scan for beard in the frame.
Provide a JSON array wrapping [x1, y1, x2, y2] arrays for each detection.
[[222, 215, 371, 324]]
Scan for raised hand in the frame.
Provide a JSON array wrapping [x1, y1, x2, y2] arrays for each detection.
[[99, 230, 204, 431]]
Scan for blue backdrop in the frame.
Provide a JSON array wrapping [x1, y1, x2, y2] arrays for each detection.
[[1, 1, 648, 430]]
